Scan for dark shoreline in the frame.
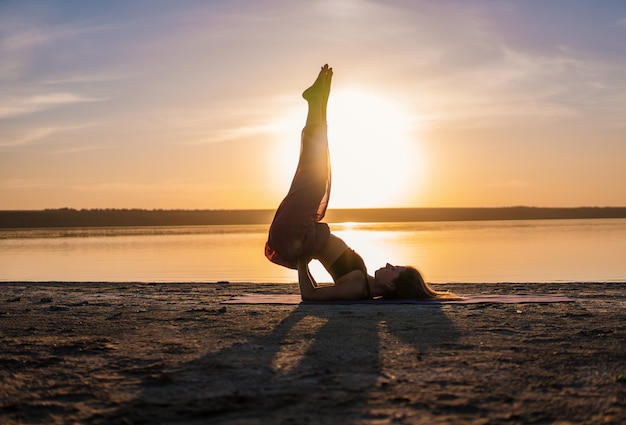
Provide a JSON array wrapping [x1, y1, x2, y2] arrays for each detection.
[[2, 206, 626, 228]]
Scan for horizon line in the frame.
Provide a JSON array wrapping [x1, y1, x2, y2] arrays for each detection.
[[3, 206, 626, 212]]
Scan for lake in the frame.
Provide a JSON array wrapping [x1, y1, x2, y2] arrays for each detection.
[[1, 218, 625, 283]]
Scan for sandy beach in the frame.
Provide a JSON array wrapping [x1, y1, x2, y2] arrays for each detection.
[[1, 281, 625, 424]]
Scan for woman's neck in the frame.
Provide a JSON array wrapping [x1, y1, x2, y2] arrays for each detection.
[[367, 275, 385, 298]]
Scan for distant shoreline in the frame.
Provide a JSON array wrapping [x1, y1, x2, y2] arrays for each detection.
[[1, 207, 626, 228]]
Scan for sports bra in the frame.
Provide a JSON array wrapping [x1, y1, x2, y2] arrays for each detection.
[[328, 248, 371, 298]]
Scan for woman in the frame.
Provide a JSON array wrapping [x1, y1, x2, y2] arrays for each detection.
[[265, 64, 453, 301]]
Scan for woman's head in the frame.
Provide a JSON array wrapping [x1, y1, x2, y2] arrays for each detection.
[[378, 265, 448, 300], [374, 263, 404, 292]]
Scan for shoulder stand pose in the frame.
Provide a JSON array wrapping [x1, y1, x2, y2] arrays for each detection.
[[265, 64, 455, 302]]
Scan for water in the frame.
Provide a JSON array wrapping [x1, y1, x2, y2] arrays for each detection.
[[1, 219, 625, 283]]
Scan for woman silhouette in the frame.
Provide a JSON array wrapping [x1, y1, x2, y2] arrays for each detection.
[[265, 65, 453, 301]]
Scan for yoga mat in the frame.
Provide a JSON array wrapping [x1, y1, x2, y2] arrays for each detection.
[[222, 293, 574, 305]]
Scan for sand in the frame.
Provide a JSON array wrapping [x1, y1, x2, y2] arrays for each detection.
[[1, 281, 625, 424]]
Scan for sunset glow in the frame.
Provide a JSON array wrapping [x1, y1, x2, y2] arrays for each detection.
[[328, 88, 422, 208], [270, 87, 423, 208], [1, 1, 625, 210]]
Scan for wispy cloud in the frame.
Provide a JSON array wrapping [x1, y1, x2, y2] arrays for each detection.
[[396, 28, 626, 128], [1, 23, 112, 52], [42, 72, 134, 85], [0, 93, 108, 119], [189, 124, 278, 145], [0, 17, 120, 80], [0, 127, 56, 147], [27, 93, 102, 106], [0, 123, 99, 148], [159, 95, 293, 145]]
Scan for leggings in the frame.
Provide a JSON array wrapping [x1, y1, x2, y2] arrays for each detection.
[[265, 124, 331, 269]]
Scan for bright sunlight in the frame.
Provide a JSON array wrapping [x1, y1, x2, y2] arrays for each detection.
[[327, 88, 421, 208], [270, 87, 424, 208]]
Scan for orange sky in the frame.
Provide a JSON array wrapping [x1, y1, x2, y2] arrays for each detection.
[[1, 1, 626, 210]]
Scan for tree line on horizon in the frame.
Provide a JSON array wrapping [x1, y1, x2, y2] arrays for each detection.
[[1, 207, 626, 228]]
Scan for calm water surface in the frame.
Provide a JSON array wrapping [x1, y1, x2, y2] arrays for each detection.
[[1, 219, 625, 283]]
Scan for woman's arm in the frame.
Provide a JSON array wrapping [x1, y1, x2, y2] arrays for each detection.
[[297, 258, 318, 300], [297, 258, 369, 301]]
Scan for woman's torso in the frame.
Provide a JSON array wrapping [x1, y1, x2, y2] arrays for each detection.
[[315, 234, 370, 292]]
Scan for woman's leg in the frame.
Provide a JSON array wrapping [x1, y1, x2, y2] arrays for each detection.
[[265, 65, 333, 268], [294, 64, 332, 220]]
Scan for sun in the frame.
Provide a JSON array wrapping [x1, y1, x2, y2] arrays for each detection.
[[327, 87, 422, 208], [269, 86, 423, 209]]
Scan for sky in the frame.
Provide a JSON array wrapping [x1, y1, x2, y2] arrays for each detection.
[[1, 0, 625, 210]]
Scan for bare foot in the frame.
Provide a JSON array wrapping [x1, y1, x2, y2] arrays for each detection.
[[302, 64, 332, 105]]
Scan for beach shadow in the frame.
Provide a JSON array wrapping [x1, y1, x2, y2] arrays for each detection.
[[106, 302, 459, 424]]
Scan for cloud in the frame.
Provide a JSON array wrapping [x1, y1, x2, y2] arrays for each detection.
[[385, 19, 626, 128], [0, 23, 108, 52], [155, 94, 296, 145], [0, 127, 56, 147], [27, 93, 99, 106], [0, 15, 119, 80], [188, 124, 278, 145], [0, 92, 108, 119], [42, 72, 134, 85], [0, 123, 99, 148]]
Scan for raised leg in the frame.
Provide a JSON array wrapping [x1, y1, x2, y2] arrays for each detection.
[[265, 65, 334, 268]]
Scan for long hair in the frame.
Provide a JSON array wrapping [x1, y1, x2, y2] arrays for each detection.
[[386, 266, 458, 300]]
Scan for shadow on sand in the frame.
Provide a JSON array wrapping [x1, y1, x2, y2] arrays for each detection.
[[107, 302, 459, 424]]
